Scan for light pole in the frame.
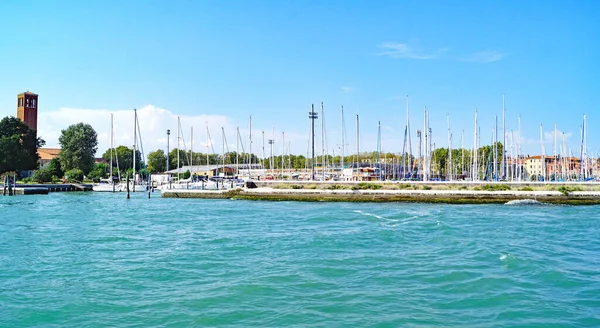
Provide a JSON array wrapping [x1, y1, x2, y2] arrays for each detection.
[[166, 129, 170, 172], [268, 139, 274, 175], [309, 104, 318, 180]]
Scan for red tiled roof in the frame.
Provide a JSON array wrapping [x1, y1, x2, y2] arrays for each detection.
[[38, 148, 61, 160]]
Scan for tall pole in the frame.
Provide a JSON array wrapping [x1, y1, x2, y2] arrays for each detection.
[[341, 105, 345, 172], [502, 94, 506, 179], [133, 109, 137, 191], [554, 123, 557, 181], [167, 129, 170, 172], [177, 116, 180, 182], [262, 131, 265, 180], [235, 126, 240, 175], [191, 126, 194, 173], [309, 104, 318, 180], [540, 124, 545, 181], [517, 115, 521, 181], [406, 95, 413, 177], [356, 114, 360, 179], [447, 113, 452, 181], [249, 116, 252, 177], [321, 102, 325, 180], [473, 109, 478, 181], [109, 114, 113, 179]]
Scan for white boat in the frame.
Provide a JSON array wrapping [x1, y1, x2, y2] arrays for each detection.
[[93, 114, 122, 192], [92, 178, 120, 192]]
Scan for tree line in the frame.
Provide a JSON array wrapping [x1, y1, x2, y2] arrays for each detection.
[[1, 114, 510, 182]]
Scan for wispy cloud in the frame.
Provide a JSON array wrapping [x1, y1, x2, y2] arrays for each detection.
[[462, 50, 507, 63], [378, 42, 443, 60], [379, 42, 506, 63], [341, 86, 355, 94]]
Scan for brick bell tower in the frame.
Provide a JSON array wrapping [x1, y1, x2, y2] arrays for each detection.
[[17, 91, 38, 131]]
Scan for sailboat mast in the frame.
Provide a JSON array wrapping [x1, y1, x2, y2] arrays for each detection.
[[341, 105, 345, 173], [473, 109, 478, 181], [191, 126, 194, 173], [356, 114, 360, 179], [447, 113, 452, 181], [222, 127, 225, 175], [554, 123, 557, 180], [133, 109, 137, 192], [406, 95, 412, 178], [110, 113, 113, 179], [321, 102, 325, 180], [206, 124, 209, 171], [249, 116, 252, 177], [540, 124, 545, 181], [177, 116, 180, 182], [502, 94, 506, 179]]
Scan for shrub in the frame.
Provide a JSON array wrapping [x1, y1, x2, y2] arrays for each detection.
[[520, 186, 534, 191], [480, 184, 511, 191], [558, 186, 581, 195], [327, 184, 347, 190], [351, 182, 382, 190], [32, 169, 52, 183], [64, 168, 84, 182], [421, 185, 432, 190], [290, 184, 304, 189], [397, 183, 412, 190]]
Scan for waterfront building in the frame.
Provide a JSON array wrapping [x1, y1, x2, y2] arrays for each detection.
[[17, 91, 39, 131], [38, 148, 62, 168]]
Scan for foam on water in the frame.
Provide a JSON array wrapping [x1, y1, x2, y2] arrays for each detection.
[[505, 199, 545, 206]]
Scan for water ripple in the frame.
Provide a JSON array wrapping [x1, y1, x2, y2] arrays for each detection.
[[1, 194, 599, 327]]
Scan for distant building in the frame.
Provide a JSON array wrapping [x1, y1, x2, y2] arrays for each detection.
[[38, 148, 61, 168], [17, 91, 38, 131]]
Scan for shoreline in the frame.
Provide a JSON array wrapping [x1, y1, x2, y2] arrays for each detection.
[[161, 187, 600, 205]]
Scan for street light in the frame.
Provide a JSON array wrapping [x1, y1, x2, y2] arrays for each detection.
[[166, 129, 171, 172], [309, 104, 318, 180]]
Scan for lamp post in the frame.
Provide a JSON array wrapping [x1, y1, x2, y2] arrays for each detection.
[[166, 129, 171, 172], [309, 104, 318, 180]]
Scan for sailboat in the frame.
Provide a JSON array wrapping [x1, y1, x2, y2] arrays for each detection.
[[93, 113, 121, 192], [118, 109, 149, 192]]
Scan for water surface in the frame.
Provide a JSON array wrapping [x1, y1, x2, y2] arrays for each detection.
[[1, 193, 599, 327]]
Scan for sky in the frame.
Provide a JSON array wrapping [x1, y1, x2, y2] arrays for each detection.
[[0, 0, 598, 160]]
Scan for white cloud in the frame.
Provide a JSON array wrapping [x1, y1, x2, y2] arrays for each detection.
[[37, 105, 317, 160], [379, 42, 506, 63], [38, 105, 234, 159], [378, 42, 443, 60], [462, 50, 507, 63], [341, 86, 355, 94]]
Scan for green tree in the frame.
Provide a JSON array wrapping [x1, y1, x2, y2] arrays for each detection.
[[88, 163, 108, 179], [0, 116, 45, 174], [46, 158, 64, 178], [102, 146, 141, 172], [64, 168, 84, 182], [147, 149, 167, 173], [58, 123, 98, 174]]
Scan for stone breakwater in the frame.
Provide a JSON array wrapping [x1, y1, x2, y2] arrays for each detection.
[[161, 187, 600, 205]]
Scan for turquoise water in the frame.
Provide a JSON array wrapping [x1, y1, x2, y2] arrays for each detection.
[[1, 193, 600, 327]]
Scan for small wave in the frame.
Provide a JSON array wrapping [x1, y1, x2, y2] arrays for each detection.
[[353, 210, 384, 219], [500, 253, 516, 261], [505, 199, 545, 206]]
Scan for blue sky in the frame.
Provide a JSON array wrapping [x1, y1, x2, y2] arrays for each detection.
[[0, 0, 598, 157]]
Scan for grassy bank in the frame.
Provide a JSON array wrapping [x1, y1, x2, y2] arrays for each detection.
[[161, 188, 600, 205]]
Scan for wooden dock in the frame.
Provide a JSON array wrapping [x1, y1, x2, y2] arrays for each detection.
[[2, 184, 94, 196]]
